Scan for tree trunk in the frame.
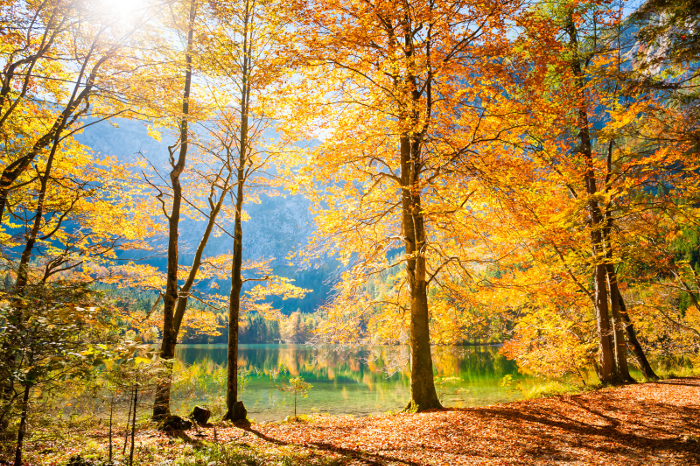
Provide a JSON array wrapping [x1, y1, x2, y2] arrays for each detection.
[[223, 188, 245, 421], [565, 13, 619, 384], [13, 125, 62, 292], [13, 383, 30, 466], [400, 131, 442, 411], [606, 263, 635, 382], [619, 293, 659, 380], [1, 126, 63, 426], [108, 395, 114, 463], [153, 0, 197, 421], [601, 211, 655, 380], [129, 388, 137, 466], [593, 263, 619, 383], [223, 217, 243, 422], [223, 0, 253, 423], [123, 387, 133, 456]]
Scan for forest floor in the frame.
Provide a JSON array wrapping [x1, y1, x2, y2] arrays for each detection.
[[12, 377, 700, 466]]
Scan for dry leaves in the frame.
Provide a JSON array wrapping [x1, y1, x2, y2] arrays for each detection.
[[195, 378, 700, 465]]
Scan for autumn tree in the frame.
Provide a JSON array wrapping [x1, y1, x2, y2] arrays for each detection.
[[282, 0, 525, 410], [485, 0, 699, 383], [0, 0, 156, 224], [198, 0, 307, 421], [0, 0, 163, 430], [150, 0, 202, 421]]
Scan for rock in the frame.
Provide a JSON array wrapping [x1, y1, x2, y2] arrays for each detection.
[[223, 401, 248, 423], [189, 405, 211, 425], [158, 414, 193, 432], [232, 401, 248, 422]]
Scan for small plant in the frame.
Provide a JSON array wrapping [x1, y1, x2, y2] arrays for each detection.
[[500, 374, 513, 388], [277, 376, 312, 420], [525, 381, 583, 399], [499, 374, 521, 396]]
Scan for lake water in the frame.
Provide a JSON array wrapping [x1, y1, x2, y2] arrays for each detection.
[[172, 344, 538, 421]]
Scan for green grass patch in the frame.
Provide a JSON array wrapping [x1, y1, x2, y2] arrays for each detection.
[[657, 365, 700, 379], [523, 381, 585, 399]]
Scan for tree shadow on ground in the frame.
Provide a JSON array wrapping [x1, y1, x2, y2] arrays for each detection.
[[447, 386, 700, 464], [225, 379, 700, 465], [242, 424, 422, 466]]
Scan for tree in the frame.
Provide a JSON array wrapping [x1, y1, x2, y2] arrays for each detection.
[[0, 93, 158, 434], [0, 282, 147, 466], [281, 0, 525, 410], [277, 376, 312, 420], [484, 0, 698, 383], [197, 0, 307, 421], [151, 0, 201, 421], [0, 0, 157, 223]]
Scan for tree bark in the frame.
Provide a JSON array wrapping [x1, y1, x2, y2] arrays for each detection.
[[394, 15, 441, 411], [223, 192, 244, 421], [123, 387, 133, 455], [223, 175, 246, 420], [153, 0, 197, 421], [400, 131, 441, 411], [108, 395, 114, 463], [223, 0, 251, 422], [602, 209, 633, 382], [593, 263, 618, 383], [565, 13, 619, 384], [13, 383, 30, 466], [601, 206, 654, 380], [129, 388, 137, 466], [619, 293, 659, 380], [606, 264, 635, 383]]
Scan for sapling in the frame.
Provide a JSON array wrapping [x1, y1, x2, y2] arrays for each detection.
[[277, 377, 312, 420]]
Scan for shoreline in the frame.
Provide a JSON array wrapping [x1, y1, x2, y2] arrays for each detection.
[[15, 377, 700, 465]]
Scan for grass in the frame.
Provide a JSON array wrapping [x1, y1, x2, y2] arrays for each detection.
[[523, 380, 587, 399], [176, 442, 346, 466], [657, 365, 700, 380]]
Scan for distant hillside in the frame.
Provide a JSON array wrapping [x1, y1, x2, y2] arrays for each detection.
[[77, 119, 335, 314]]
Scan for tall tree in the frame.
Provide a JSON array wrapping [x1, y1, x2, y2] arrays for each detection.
[[200, 0, 306, 421], [282, 0, 522, 410], [491, 0, 674, 383], [0, 0, 161, 429], [151, 0, 199, 421]]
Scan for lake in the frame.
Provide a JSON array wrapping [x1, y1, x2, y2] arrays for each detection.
[[172, 344, 539, 421]]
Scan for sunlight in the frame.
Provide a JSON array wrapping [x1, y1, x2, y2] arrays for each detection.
[[97, 0, 146, 22]]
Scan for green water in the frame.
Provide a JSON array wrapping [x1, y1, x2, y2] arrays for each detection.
[[173, 344, 535, 421]]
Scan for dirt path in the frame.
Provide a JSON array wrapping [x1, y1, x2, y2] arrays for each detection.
[[218, 377, 700, 465]]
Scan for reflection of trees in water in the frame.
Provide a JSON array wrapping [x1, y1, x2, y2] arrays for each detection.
[[174, 344, 521, 393], [168, 345, 530, 418]]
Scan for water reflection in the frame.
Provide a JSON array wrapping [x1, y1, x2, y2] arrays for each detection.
[[173, 344, 533, 421]]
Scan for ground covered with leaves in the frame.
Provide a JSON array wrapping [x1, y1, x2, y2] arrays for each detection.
[[13, 378, 700, 466]]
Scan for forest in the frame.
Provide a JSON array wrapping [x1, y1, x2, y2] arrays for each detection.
[[1, 0, 699, 464]]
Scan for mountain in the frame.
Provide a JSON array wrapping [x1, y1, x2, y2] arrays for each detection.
[[77, 118, 334, 314]]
